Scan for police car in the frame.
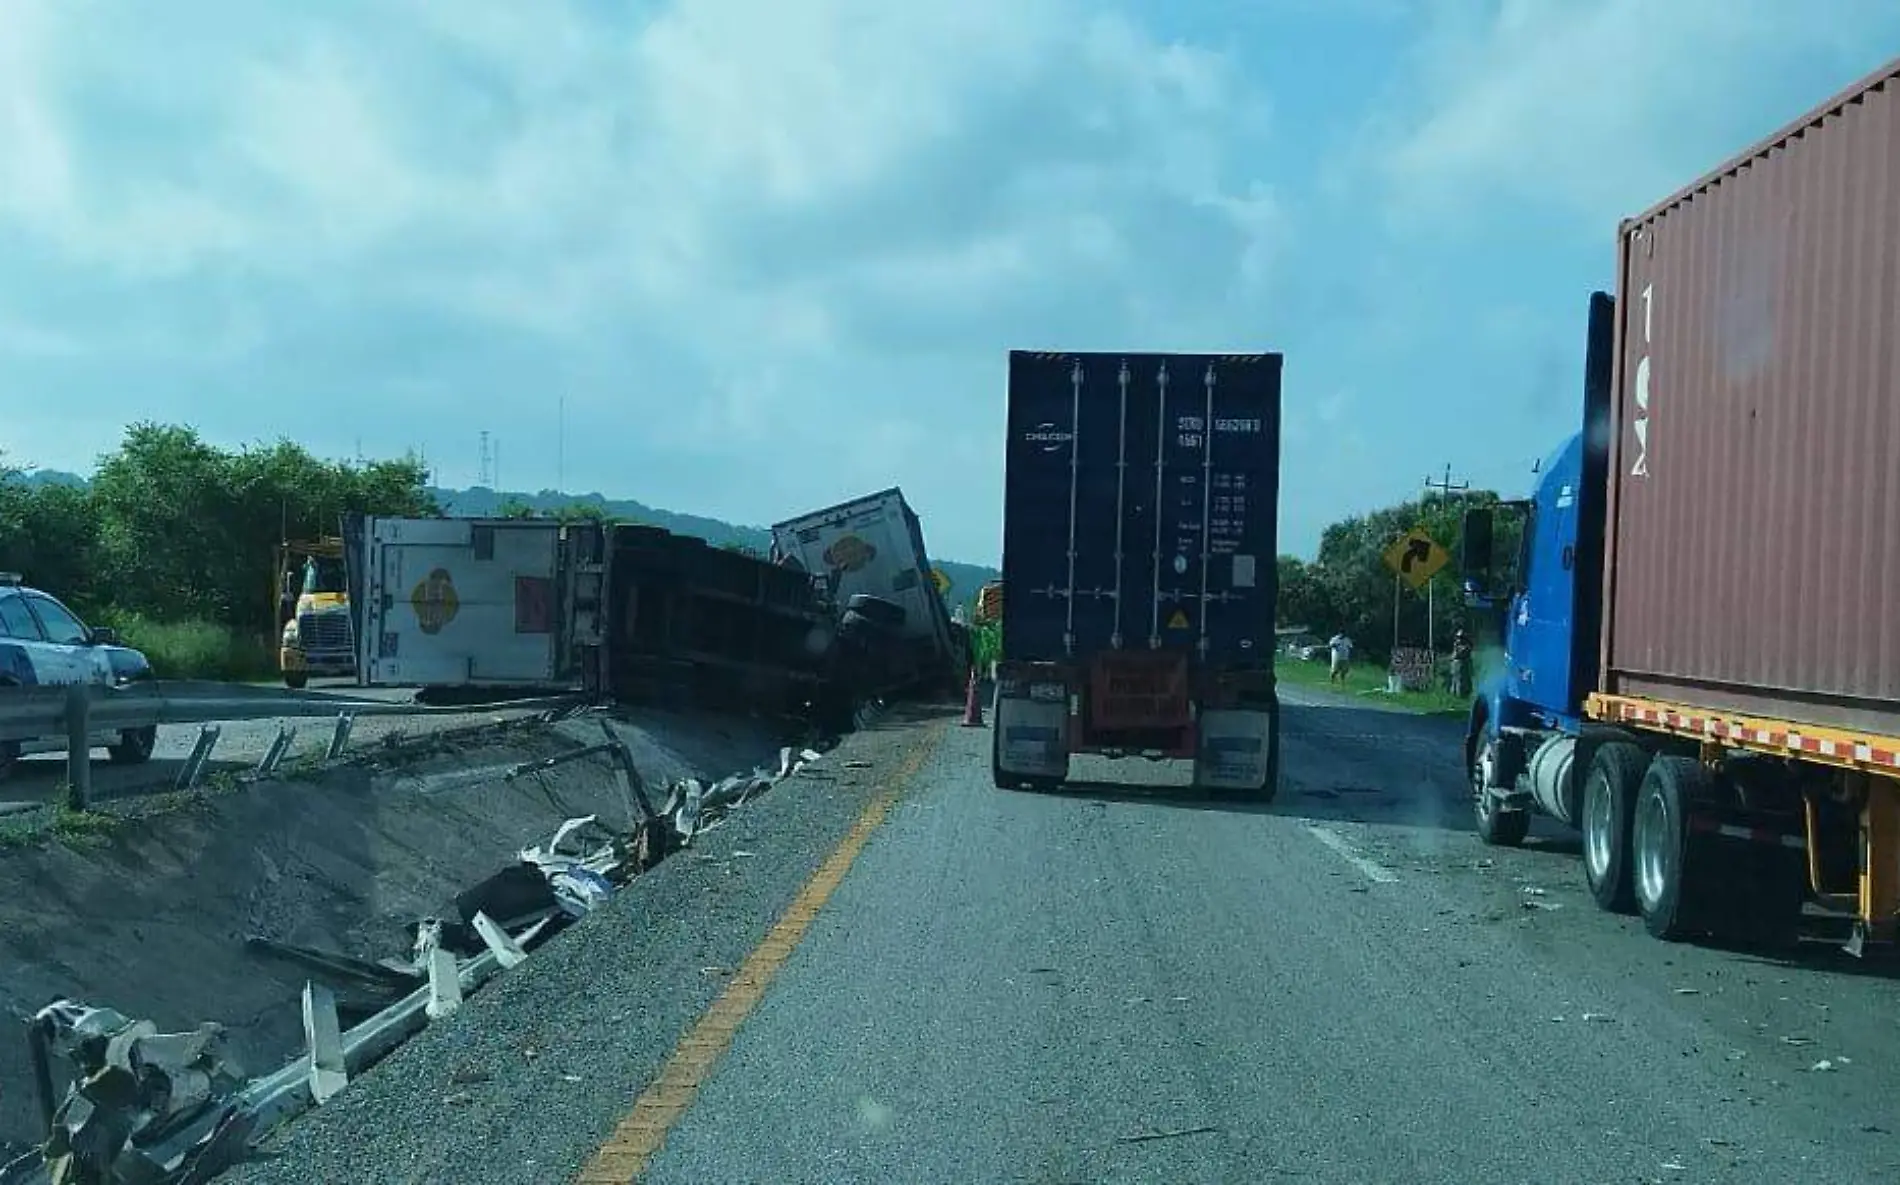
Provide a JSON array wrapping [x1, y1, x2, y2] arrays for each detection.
[[0, 573, 157, 779]]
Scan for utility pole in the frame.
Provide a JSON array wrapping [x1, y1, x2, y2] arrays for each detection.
[[1424, 463, 1470, 500], [478, 431, 492, 488], [1422, 464, 1472, 659]]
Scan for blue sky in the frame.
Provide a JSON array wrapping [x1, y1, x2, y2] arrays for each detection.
[[2, 1, 1896, 565]]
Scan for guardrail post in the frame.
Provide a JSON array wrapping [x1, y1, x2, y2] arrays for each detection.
[[175, 724, 222, 792], [63, 685, 91, 812], [327, 712, 355, 761]]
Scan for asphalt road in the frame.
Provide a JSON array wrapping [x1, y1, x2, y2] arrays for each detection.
[[208, 688, 1900, 1185], [634, 686, 1900, 1184]]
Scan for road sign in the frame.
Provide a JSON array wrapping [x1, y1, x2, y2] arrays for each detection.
[[930, 568, 952, 595], [1383, 528, 1449, 591]]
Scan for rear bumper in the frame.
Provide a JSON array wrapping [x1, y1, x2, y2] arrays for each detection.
[[281, 647, 356, 676]]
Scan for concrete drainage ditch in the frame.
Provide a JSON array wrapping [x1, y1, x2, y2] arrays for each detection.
[[0, 704, 819, 1184]]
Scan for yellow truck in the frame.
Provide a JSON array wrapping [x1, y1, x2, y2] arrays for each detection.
[[275, 538, 356, 689]]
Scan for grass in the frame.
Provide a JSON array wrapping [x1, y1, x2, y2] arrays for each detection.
[[1273, 654, 1473, 717], [103, 611, 277, 681], [48, 800, 121, 848], [969, 622, 1001, 674]]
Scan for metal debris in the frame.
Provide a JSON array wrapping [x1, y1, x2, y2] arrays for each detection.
[[25, 1000, 250, 1185]]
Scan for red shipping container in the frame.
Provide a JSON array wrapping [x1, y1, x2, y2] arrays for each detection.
[[1601, 57, 1900, 737]]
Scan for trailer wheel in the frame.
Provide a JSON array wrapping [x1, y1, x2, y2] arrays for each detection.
[[108, 725, 157, 766], [1472, 735, 1529, 847], [1581, 741, 1646, 914], [1632, 756, 1721, 941], [990, 727, 1025, 791]]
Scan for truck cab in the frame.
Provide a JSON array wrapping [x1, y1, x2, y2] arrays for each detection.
[[1459, 291, 1615, 844], [277, 539, 356, 689]]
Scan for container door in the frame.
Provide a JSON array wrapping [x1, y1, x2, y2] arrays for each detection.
[[360, 519, 562, 686]]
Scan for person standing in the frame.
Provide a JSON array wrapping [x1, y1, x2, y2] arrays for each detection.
[[1328, 631, 1354, 685], [1450, 629, 1474, 696]]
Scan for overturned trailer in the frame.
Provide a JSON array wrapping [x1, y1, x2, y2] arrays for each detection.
[[340, 515, 885, 722], [770, 488, 967, 702], [582, 523, 835, 718]]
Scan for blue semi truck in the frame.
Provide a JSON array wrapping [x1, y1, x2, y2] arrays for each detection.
[[1461, 55, 1900, 951]]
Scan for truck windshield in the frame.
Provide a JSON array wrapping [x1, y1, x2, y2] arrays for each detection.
[[303, 558, 347, 595]]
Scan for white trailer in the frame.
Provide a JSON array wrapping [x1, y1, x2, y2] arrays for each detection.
[[348, 516, 600, 689]]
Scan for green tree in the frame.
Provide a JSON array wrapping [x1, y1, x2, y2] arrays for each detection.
[[88, 423, 438, 631], [1275, 555, 1336, 632], [1279, 491, 1502, 662]]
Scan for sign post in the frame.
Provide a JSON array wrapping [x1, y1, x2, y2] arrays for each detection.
[[1383, 528, 1451, 687]]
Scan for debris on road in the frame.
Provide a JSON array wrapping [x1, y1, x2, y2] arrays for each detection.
[[1115, 1125, 1219, 1145]]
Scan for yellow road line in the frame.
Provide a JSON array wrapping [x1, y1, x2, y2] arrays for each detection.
[[575, 724, 945, 1184]]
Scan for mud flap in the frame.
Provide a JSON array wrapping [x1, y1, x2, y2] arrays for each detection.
[[992, 696, 1069, 781], [1194, 707, 1277, 796]]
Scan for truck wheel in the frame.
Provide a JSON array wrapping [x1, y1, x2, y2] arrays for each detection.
[[283, 670, 308, 690], [990, 728, 1021, 790], [108, 725, 157, 766], [1581, 741, 1646, 914], [1632, 756, 1720, 941], [1472, 735, 1529, 847], [1240, 771, 1281, 805], [844, 594, 907, 629], [0, 677, 17, 780]]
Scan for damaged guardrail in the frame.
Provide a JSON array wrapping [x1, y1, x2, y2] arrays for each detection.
[[0, 681, 586, 808], [0, 720, 830, 1185], [0, 682, 585, 745]]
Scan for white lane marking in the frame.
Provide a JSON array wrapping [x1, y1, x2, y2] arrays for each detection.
[[1305, 825, 1399, 884]]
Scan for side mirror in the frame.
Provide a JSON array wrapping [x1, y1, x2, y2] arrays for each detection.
[[90, 627, 119, 646], [1461, 508, 1495, 588]]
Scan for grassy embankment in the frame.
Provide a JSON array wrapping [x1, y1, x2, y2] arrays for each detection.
[[1271, 653, 1473, 717], [99, 611, 277, 682], [973, 622, 1469, 718]]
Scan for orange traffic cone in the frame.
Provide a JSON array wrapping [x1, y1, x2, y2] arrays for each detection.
[[961, 666, 985, 727]]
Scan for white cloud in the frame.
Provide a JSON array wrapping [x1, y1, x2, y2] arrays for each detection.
[[1379, 0, 1900, 227], [0, 0, 1291, 559]]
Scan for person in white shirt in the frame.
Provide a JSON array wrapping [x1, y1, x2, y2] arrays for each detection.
[[1328, 632, 1353, 684]]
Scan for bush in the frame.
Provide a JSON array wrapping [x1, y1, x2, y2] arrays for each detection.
[[103, 611, 277, 681], [970, 621, 1001, 674]]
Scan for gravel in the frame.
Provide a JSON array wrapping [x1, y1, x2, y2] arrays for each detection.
[[216, 704, 954, 1185]]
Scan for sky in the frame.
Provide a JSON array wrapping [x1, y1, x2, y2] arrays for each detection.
[[2, 1, 1897, 565]]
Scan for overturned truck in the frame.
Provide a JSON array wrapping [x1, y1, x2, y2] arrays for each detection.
[[339, 514, 930, 726], [770, 488, 969, 708]]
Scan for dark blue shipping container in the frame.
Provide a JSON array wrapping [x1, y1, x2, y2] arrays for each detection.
[[1001, 350, 1282, 667]]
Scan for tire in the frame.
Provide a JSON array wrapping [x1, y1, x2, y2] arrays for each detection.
[[1581, 741, 1647, 914], [283, 670, 308, 690], [990, 727, 1021, 790], [1632, 756, 1722, 942], [0, 677, 17, 781], [844, 594, 906, 629], [1472, 733, 1530, 847], [108, 724, 157, 766], [1196, 766, 1279, 804]]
